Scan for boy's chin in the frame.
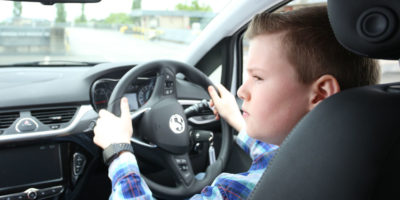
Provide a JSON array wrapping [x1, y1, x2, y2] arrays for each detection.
[[246, 129, 265, 141], [247, 129, 284, 145]]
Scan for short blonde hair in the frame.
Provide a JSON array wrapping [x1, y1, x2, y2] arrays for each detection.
[[245, 6, 380, 89]]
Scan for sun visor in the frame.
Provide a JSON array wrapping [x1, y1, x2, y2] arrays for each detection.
[[327, 0, 400, 60]]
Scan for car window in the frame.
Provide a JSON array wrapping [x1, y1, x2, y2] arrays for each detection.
[[208, 64, 222, 84], [380, 60, 400, 83], [0, 0, 232, 65]]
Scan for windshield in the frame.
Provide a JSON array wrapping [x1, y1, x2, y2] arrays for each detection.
[[0, 0, 231, 65]]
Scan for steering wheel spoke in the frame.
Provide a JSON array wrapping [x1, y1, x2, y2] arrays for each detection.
[[130, 107, 151, 120]]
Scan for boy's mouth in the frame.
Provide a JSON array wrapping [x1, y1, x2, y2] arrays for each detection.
[[242, 109, 249, 118]]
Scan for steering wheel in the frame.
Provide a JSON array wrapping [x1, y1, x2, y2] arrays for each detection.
[[107, 60, 233, 199]]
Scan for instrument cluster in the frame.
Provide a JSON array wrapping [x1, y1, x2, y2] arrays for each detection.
[[91, 77, 156, 112]]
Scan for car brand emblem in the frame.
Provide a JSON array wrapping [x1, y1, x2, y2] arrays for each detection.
[[169, 114, 185, 134]]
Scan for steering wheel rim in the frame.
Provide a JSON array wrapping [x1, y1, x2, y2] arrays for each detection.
[[107, 60, 233, 199]]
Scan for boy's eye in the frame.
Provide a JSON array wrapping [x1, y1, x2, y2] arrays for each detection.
[[253, 75, 263, 81]]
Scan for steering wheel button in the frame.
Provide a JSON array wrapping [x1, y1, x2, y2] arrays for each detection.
[[164, 89, 174, 95], [165, 81, 174, 88]]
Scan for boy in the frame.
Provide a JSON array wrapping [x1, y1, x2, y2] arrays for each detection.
[[93, 5, 379, 200]]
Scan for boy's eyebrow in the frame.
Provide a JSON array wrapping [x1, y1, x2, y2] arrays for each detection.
[[246, 66, 266, 74]]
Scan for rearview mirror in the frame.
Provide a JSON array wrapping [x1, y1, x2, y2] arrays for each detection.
[[7, 0, 101, 5]]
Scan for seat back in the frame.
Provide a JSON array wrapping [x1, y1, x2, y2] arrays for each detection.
[[249, 84, 400, 199]]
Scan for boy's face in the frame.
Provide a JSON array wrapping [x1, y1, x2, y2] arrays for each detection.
[[238, 33, 312, 145]]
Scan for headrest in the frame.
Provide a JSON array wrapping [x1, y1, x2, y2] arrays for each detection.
[[327, 0, 400, 59]]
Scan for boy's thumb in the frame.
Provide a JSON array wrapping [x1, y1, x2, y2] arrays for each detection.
[[120, 97, 131, 120]]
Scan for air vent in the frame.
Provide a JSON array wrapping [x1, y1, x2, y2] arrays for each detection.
[[31, 107, 77, 125], [0, 112, 20, 129]]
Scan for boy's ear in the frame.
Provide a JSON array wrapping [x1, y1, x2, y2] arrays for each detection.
[[309, 74, 341, 110]]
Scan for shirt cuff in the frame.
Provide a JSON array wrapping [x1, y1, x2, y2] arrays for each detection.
[[236, 128, 252, 154], [108, 151, 139, 185], [236, 128, 250, 145]]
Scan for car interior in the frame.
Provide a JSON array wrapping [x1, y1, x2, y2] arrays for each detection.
[[0, 0, 399, 199]]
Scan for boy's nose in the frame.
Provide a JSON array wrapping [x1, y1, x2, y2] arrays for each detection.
[[237, 84, 249, 101]]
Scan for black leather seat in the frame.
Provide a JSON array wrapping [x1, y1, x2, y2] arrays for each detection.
[[249, 0, 400, 199]]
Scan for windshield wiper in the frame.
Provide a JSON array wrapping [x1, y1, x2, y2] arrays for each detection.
[[0, 60, 100, 67]]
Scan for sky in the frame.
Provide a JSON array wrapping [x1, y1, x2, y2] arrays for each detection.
[[0, 0, 232, 22]]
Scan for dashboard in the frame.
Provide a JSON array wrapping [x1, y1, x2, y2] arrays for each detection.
[[0, 62, 212, 200]]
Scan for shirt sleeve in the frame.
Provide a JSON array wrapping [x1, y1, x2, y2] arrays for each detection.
[[108, 152, 154, 200], [108, 153, 247, 200], [190, 149, 277, 200], [190, 172, 256, 200], [235, 129, 279, 160], [108, 131, 278, 200]]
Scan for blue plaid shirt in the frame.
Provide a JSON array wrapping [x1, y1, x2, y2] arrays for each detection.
[[108, 130, 279, 200]]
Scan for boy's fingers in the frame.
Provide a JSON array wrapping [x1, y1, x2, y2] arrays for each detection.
[[216, 83, 228, 96], [98, 109, 113, 118], [213, 109, 218, 116], [209, 99, 214, 107], [120, 97, 131, 120], [208, 86, 220, 101]]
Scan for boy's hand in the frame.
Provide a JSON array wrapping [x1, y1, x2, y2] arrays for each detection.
[[93, 97, 133, 149], [208, 84, 245, 132]]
